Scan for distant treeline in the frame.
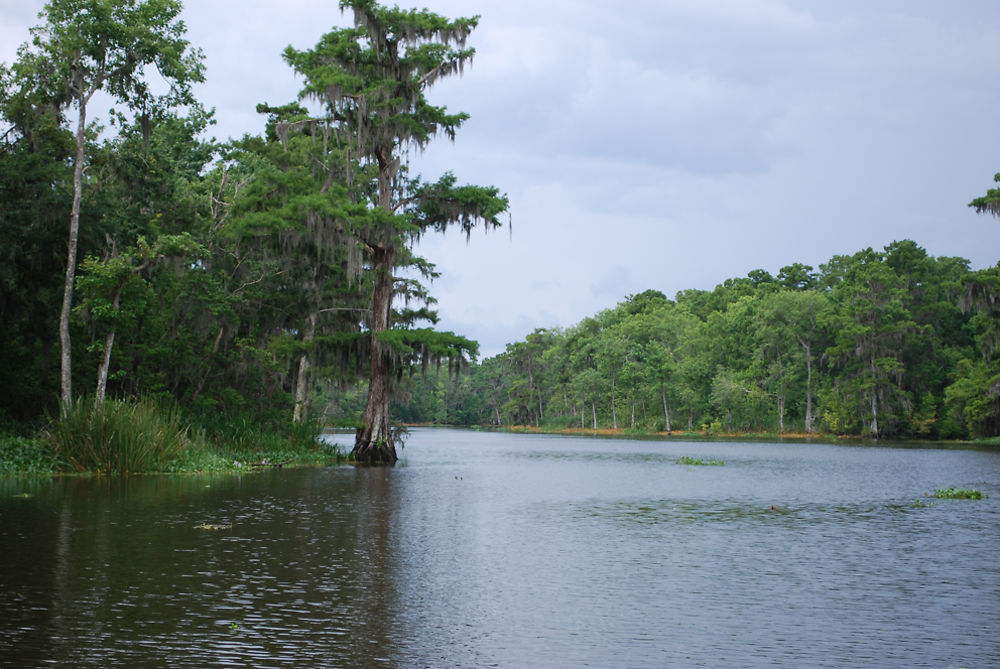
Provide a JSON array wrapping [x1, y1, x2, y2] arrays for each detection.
[[388, 241, 1000, 439]]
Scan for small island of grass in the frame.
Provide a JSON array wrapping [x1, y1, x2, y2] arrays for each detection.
[[676, 456, 725, 466], [933, 487, 988, 499]]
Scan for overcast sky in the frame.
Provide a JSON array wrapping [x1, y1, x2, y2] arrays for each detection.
[[4, 1, 1000, 358]]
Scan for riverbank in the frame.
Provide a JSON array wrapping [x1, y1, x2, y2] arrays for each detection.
[[498, 424, 841, 441], [0, 432, 347, 476], [465, 423, 1000, 447]]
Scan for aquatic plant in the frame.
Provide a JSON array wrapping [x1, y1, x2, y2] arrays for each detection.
[[932, 487, 988, 499], [0, 435, 57, 474], [676, 456, 724, 466], [44, 397, 195, 473]]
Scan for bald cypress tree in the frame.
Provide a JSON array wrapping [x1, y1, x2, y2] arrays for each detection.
[[969, 173, 1000, 218], [284, 0, 508, 464]]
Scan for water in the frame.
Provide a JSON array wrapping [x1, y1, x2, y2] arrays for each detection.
[[2, 428, 998, 667]]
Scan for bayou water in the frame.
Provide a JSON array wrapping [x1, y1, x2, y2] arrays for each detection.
[[1, 428, 998, 667]]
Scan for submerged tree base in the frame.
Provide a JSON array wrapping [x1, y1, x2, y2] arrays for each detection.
[[352, 433, 398, 466]]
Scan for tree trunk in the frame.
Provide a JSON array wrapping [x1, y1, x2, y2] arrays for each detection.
[[630, 398, 635, 428], [293, 313, 317, 423], [591, 401, 597, 430], [869, 357, 879, 437], [95, 285, 122, 406], [803, 341, 814, 433], [662, 388, 671, 434], [60, 97, 88, 413], [354, 244, 398, 464], [778, 394, 785, 433], [611, 366, 618, 430]]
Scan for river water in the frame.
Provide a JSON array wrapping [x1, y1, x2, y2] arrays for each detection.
[[1, 428, 998, 668]]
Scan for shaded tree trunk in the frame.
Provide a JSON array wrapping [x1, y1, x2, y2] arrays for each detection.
[[869, 358, 879, 437], [662, 388, 671, 433], [293, 312, 317, 423], [95, 286, 122, 405], [611, 365, 618, 429], [354, 244, 398, 464], [803, 341, 814, 433], [60, 97, 89, 412]]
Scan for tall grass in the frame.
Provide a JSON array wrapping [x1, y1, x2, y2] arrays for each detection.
[[44, 398, 198, 474]]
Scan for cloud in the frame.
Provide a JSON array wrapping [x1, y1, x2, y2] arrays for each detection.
[[3, 0, 999, 361]]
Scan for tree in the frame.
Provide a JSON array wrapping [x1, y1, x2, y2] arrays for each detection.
[[969, 172, 1000, 218], [823, 250, 916, 437], [0, 54, 73, 420], [284, 0, 508, 463], [16, 0, 204, 411], [756, 290, 827, 432]]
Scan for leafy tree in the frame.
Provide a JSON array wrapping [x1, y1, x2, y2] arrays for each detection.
[[945, 265, 1000, 437], [0, 56, 73, 420], [756, 290, 827, 432], [823, 250, 916, 437], [283, 0, 508, 463], [969, 173, 1000, 218], [14, 0, 204, 410]]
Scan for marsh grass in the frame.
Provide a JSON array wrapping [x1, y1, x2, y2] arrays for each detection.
[[933, 487, 988, 499], [44, 398, 197, 474], [676, 456, 725, 466]]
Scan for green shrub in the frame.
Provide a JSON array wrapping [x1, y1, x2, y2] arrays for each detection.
[[44, 398, 198, 474]]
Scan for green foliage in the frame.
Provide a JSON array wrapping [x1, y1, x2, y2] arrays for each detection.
[[932, 487, 988, 500], [969, 172, 1000, 218], [0, 435, 57, 475], [392, 241, 997, 441], [44, 397, 196, 473], [676, 456, 725, 466]]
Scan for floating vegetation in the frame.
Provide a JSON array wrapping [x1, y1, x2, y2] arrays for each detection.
[[195, 523, 232, 531], [910, 498, 936, 508], [932, 487, 988, 500], [676, 456, 724, 466]]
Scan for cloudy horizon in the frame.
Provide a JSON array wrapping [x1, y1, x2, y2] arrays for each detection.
[[4, 0, 999, 358]]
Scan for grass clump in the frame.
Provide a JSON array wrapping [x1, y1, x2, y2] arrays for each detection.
[[676, 456, 725, 466], [932, 487, 988, 500], [44, 398, 197, 474]]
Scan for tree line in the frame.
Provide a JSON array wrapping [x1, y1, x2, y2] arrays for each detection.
[[0, 0, 506, 463], [392, 241, 1000, 440]]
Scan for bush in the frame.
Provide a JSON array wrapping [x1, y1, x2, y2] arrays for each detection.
[[44, 398, 198, 473]]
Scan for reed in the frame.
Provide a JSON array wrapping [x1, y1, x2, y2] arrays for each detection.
[[44, 398, 196, 474]]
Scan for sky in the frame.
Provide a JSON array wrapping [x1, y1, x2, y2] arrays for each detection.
[[4, 1, 1000, 358]]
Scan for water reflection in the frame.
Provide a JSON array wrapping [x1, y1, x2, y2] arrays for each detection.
[[2, 431, 999, 668]]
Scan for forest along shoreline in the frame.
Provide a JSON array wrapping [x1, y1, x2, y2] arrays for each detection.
[[1, 2, 998, 476]]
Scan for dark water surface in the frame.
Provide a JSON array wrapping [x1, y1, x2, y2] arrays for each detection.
[[2, 428, 999, 667]]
